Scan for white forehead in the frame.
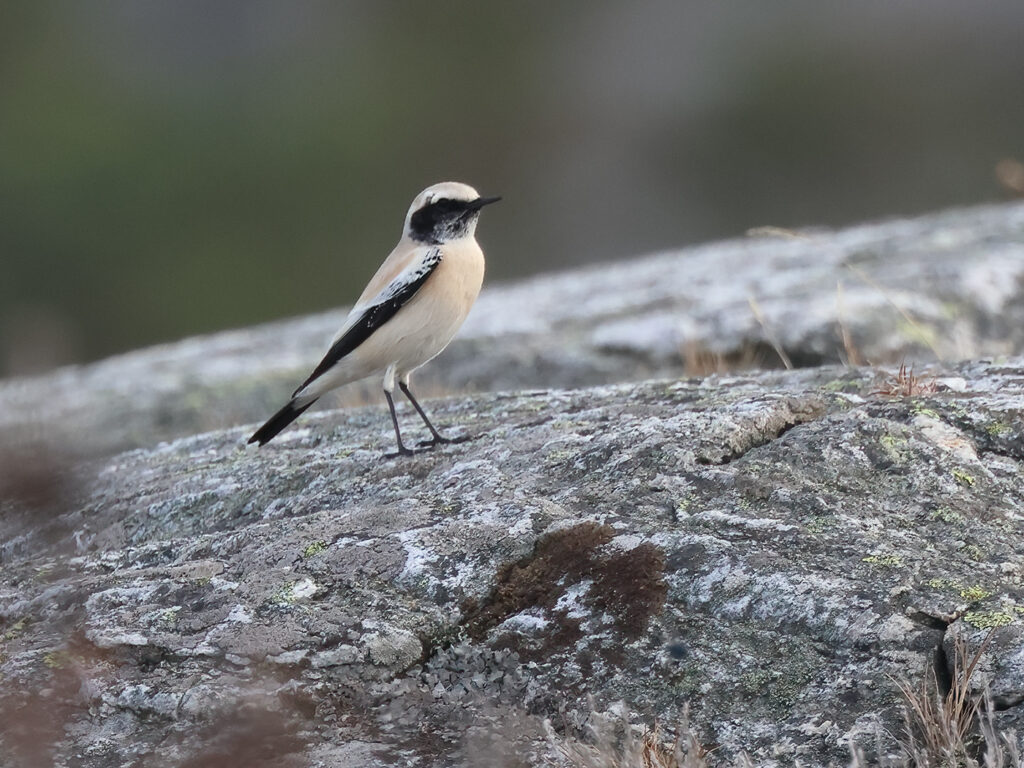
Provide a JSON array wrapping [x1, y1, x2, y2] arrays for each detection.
[[409, 181, 480, 211]]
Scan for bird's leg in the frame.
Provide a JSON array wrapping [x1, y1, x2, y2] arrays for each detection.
[[399, 382, 470, 448], [383, 389, 416, 458]]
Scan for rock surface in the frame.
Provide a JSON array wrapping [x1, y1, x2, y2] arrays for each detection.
[[4, 202, 1024, 766], [2, 359, 1024, 767], [3, 201, 1024, 456]]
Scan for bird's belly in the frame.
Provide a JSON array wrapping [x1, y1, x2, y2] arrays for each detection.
[[344, 295, 472, 382], [382, 290, 472, 372], [344, 244, 483, 379]]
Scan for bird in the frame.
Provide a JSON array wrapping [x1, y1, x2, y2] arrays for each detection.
[[248, 181, 499, 456]]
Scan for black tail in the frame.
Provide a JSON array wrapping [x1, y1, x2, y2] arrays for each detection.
[[248, 399, 317, 446]]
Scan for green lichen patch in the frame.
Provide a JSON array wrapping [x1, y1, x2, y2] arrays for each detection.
[[963, 610, 1014, 629], [925, 577, 961, 590], [930, 507, 965, 524], [822, 379, 860, 393], [301, 540, 328, 559], [952, 469, 976, 487], [880, 432, 909, 455], [1, 617, 28, 643], [43, 649, 71, 669], [911, 405, 942, 420], [961, 545, 986, 562], [545, 448, 575, 463], [959, 585, 992, 601], [433, 497, 462, 516], [739, 664, 814, 709], [804, 516, 833, 534], [270, 578, 317, 607], [984, 421, 1011, 436]]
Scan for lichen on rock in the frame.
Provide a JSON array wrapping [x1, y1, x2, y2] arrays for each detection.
[[2, 203, 1024, 766]]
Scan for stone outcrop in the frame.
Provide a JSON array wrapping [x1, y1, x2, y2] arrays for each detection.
[[2, 203, 1024, 767], [2, 361, 1023, 766]]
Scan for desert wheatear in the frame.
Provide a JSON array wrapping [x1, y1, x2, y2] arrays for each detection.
[[249, 181, 499, 456]]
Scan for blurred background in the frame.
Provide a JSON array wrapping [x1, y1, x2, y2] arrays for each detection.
[[2, 0, 1023, 378]]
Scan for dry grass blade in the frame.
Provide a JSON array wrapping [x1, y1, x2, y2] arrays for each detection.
[[844, 263, 944, 361], [682, 340, 729, 378], [548, 705, 723, 768], [836, 279, 865, 367], [894, 630, 1009, 768], [747, 296, 793, 370]]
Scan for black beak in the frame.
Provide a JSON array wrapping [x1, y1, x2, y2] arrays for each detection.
[[467, 195, 501, 211]]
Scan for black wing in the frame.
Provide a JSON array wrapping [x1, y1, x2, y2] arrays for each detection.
[[292, 247, 442, 396]]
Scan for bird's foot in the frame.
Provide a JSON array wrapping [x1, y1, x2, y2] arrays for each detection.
[[417, 433, 472, 449]]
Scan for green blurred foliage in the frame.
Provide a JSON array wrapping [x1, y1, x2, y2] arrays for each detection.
[[1, 2, 1022, 375]]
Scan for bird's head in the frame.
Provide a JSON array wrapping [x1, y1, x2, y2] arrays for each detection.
[[404, 182, 500, 244]]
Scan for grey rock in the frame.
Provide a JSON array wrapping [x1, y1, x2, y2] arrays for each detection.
[[3, 201, 1024, 456], [363, 625, 423, 668], [2, 355, 1024, 766]]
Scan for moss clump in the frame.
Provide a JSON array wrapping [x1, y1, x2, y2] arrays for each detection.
[[461, 522, 667, 645], [302, 540, 327, 558], [591, 543, 667, 639], [461, 522, 615, 640]]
